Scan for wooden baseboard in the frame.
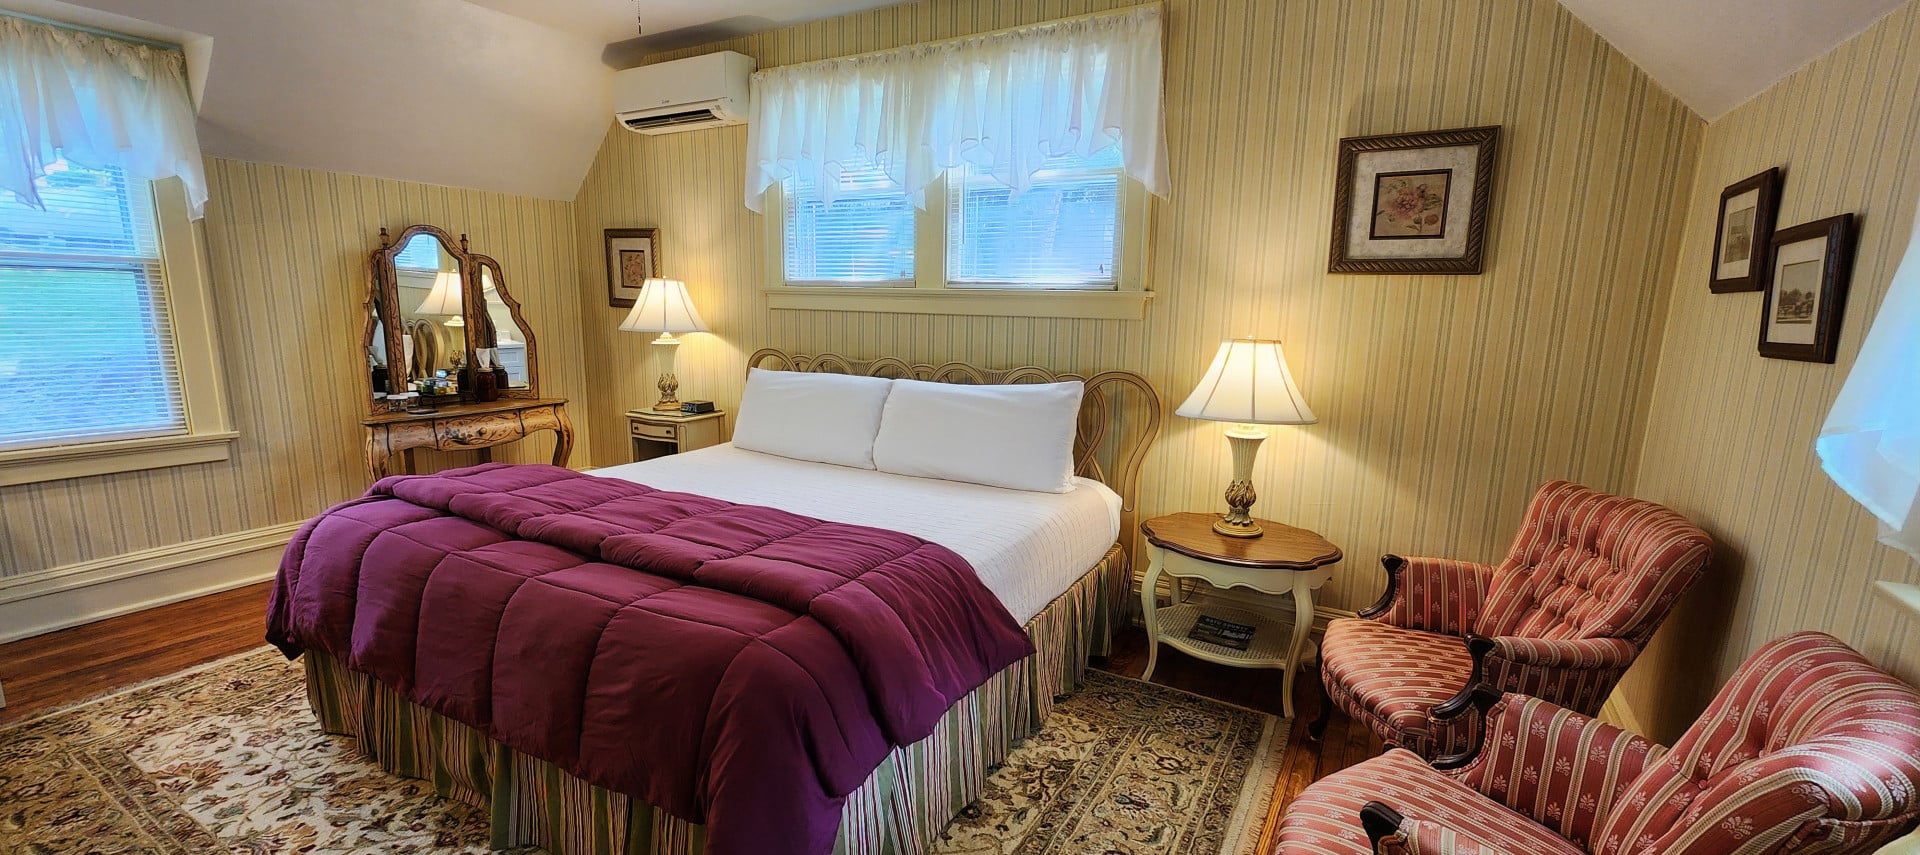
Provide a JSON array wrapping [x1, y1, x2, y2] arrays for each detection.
[[0, 522, 299, 646]]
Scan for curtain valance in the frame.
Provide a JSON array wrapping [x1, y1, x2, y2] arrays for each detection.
[[1818, 194, 1920, 559], [0, 15, 208, 217], [744, 4, 1169, 213]]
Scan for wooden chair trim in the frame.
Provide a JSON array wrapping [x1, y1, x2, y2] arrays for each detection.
[[746, 348, 1163, 564], [1431, 634, 1498, 721], [1357, 553, 1406, 618], [1430, 683, 1505, 771], [1359, 801, 1407, 852]]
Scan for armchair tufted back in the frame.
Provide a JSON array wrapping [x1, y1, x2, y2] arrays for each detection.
[[1593, 631, 1920, 854], [1475, 481, 1712, 644]]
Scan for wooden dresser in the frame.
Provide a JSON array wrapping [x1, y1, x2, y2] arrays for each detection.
[[363, 398, 573, 479], [359, 225, 572, 481]]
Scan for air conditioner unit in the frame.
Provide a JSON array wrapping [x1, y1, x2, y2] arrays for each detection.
[[613, 51, 756, 135]]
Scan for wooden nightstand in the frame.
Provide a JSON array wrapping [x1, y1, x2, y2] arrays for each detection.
[[1139, 512, 1342, 718], [626, 409, 725, 461]]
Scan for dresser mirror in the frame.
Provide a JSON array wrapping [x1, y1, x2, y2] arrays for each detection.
[[364, 224, 542, 411], [474, 257, 536, 391]]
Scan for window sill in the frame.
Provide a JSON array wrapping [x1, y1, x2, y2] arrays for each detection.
[[1877, 581, 1920, 622], [765, 286, 1154, 320], [0, 431, 238, 487]]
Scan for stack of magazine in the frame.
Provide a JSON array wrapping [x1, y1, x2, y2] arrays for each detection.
[[1187, 614, 1256, 651]]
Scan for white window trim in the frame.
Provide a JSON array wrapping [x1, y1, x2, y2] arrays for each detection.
[[0, 176, 235, 487], [762, 175, 1155, 320]]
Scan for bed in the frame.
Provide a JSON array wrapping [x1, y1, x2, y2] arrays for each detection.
[[283, 349, 1161, 855]]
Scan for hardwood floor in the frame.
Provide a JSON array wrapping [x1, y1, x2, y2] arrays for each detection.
[[0, 583, 1382, 826], [0, 582, 273, 726]]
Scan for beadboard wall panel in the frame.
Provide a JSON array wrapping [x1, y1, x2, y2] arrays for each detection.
[[0, 159, 590, 577], [572, 0, 1703, 615], [1622, 3, 1920, 742]]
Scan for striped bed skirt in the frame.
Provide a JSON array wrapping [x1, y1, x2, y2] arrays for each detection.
[[301, 545, 1131, 855]]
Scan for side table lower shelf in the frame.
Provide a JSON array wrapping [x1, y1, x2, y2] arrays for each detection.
[[1151, 603, 1318, 671]]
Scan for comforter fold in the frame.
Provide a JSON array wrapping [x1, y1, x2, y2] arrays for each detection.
[[266, 463, 1033, 855]]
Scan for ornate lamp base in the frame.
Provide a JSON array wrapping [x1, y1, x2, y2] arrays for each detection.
[[1213, 425, 1267, 538], [651, 332, 683, 412]]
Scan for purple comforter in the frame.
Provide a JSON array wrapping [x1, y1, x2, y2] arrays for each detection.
[[266, 463, 1033, 855]]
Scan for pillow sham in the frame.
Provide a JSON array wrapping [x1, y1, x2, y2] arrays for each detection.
[[731, 368, 894, 468], [871, 379, 1085, 493]]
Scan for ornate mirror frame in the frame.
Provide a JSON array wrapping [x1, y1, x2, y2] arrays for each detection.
[[470, 254, 541, 399], [364, 225, 543, 412]]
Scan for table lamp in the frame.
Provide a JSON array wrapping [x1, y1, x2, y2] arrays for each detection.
[[1177, 339, 1317, 538], [416, 268, 465, 326], [619, 278, 710, 412]]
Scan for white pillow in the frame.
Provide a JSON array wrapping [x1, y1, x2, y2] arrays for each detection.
[[731, 368, 894, 469], [871, 379, 1085, 493]]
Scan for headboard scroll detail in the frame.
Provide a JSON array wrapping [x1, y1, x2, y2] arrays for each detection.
[[747, 348, 1163, 563]]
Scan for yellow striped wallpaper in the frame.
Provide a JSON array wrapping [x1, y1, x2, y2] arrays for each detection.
[[572, 0, 1704, 616], [0, 159, 591, 577], [1619, 2, 1920, 741]]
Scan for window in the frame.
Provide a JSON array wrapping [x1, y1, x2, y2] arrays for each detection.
[[948, 148, 1125, 290], [0, 161, 232, 484], [783, 154, 916, 285], [393, 234, 443, 272], [764, 148, 1151, 319]]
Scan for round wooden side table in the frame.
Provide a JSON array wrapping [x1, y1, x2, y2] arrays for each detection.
[[1139, 512, 1343, 718]]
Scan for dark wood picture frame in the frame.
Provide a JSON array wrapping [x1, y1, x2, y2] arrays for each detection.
[[1329, 126, 1499, 275], [604, 227, 662, 309], [1758, 214, 1857, 363], [1709, 167, 1783, 294]]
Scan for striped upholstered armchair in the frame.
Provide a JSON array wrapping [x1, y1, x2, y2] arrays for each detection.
[[1276, 631, 1920, 854], [1313, 481, 1712, 758]]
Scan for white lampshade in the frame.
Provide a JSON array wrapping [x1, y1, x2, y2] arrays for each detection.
[[619, 278, 710, 334], [1176, 339, 1317, 425], [415, 269, 464, 316]]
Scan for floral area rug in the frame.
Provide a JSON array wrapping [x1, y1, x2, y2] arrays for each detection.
[[0, 648, 1287, 855]]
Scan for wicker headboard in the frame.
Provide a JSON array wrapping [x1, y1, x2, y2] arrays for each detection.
[[747, 348, 1163, 563]]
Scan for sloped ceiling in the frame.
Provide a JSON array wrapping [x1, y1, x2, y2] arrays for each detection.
[[8, 0, 1912, 199], [1556, 0, 1910, 120], [7, 0, 899, 201]]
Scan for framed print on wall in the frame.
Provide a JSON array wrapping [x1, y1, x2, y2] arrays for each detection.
[[1759, 213, 1857, 363], [605, 228, 662, 308], [1709, 167, 1783, 293], [1329, 126, 1499, 274]]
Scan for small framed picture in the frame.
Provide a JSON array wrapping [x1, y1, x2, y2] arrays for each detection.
[[604, 228, 661, 308], [1759, 214, 1857, 363], [1330, 126, 1499, 274], [1709, 168, 1783, 293]]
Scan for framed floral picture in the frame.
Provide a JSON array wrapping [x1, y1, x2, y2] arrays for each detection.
[[1329, 126, 1499, 274], [1759, 214, 1857, 363], [604, 228, 661, 308], [1709, 168, 1783, 294]]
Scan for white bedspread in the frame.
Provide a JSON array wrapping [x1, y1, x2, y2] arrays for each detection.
[[591, 444, 1122, 624]]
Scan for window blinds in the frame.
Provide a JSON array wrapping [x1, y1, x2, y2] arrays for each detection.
[[0, 161, 185, 449], [948, 148, 1124, 288], [783, 156, 916, 283], [393, 235, 443, 271]]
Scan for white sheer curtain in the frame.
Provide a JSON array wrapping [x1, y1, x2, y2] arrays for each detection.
[[1818, 193, 1920, 559], [744, 4, 1168, 212], [0, 16, 207, 218]]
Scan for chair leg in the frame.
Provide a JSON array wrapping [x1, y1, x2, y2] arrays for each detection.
[[1307, 681, 1335, 741]]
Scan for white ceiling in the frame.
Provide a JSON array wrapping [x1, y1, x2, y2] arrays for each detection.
[[1, 0, 900, 200], [1557, 0, 1910, 120], [4, 0, 1910, 200]]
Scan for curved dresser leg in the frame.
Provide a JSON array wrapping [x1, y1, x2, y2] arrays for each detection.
[[1281, 573, 1317, 720], [1139, 545, 1165, 682], [550, 405, 576, 468]]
